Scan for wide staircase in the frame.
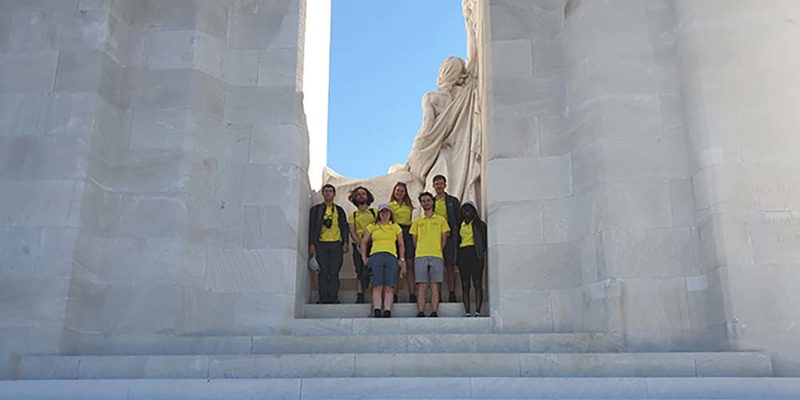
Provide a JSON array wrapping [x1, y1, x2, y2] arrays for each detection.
[[3, 303, 799, 399]]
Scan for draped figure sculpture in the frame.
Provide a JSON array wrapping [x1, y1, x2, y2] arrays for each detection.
[[323, 0, 482, 209]]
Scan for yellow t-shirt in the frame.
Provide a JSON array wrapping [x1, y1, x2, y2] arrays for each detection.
[[347, 208, 376, 242], [434, 196, 447, 219], [460, 221, 475, 248], [389, 200, 413, 226], [320, 205, 341, 242], [366, 222, 402, 257], [410, 214, 450, 258]]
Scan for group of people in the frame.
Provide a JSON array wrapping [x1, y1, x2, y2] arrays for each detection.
[[308, 175, 487, 318]]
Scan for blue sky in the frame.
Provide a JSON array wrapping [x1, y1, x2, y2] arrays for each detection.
[[327, 0, 466, 179]]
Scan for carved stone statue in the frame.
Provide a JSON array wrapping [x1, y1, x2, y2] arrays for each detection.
[[323, 0, 483, 210]]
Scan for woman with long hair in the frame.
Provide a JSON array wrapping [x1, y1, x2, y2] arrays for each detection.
[[457, 201, 487, 317], [388, 182, 416, 303], [361, 204, 406, 318]]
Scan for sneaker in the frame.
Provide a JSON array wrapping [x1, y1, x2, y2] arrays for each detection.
[[409, 294, 417, 303], [448, 292, 457, 302], [416, 311, 425, 318], [429, 311, 438, 318], [355, 293, 364, 304], [474, 311, 480, 317], [374, 309, 382, 318], [383, 310, 391, 318], [465, 312, 471, 317]]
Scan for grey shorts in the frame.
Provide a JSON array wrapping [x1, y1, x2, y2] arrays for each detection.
[[415, 256, 444, 284]]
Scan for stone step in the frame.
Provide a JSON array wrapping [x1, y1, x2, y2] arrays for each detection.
[[302, 302, 488, 318], [62, 332, 622, 356], [2, 377, 799, 400], [291, 316, 494, 335], [17, 351, 773, 380]]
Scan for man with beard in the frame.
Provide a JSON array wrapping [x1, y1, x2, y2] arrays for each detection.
[[431, 175, 461, 302], [309, 184, 349, 304], [347, 186, 376, 304], [411, 192, 450, 317]]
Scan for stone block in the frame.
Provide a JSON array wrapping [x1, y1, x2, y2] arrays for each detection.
[[486, 156, 573, 202], [748, 163, 800, 210], [697, 216, 754, 269], [0, 180, 75, 227], [0, 278, 69, 328], [72, 235, 205, 288], [132, 0, 197, 30], [132, 69, 225, 119], [177, 287, 237, 335], [183, 197, 245, 247], [491, 77, 563, 116], [0, 134, 86, 181], [670, 179, 696, 227], [723, 264, 800, 325], [291, 318, 353, 336], [488, 1, 563, 41], [620, 277, 691, 347], [227, 0, 300, 49], [692, 164, 754, 211], [521, 353, 694, 377], [127, 379, 300, 400], [550, 287, 584, 332], [495, 289, 552, 332], [496, 242, 580, 290], [600, 228, 697, 279], [196, 0, 228, 40], [209, 354, 354, 378], [224, 86, 300, 125], [249, 123, 307, 166], [79, 355, 209, 379], [0, 12, 10, 52], [594, 182, 674, 231], [257, 47, 299, 87], [0, 51, 58, 92], [205, 248, 297, 293], [223, 48, 259, 86], [486, 114, 538, 161], [0, 93, 46, 137], [18, 355, 79, 379], [301, 377, 471, 399], [253, 335, 406, 354], [144, 30, 224, 79], [487, 200, 543, 246], [243, 206, 300, 249], [572, 135, 691, 191], [355, 353, 520, 377], [541, 192, 590, 243], [750, 211, 800, 265], [695, 351, 773, 377], [238, 164, 302, 206], [490, 39, 533, 78], [0, 227, 41, 275], [8, 9, 57, 51], [471, 377, 646, 399]]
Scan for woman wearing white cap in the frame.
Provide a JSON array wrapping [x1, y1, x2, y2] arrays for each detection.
[[361, 204, 406, 318]]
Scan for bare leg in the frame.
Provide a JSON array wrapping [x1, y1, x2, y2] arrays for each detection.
[[372, 285, 382, 311], [405, 259, 416, 301], [383, 286, 394, 310], [431, 282, 441, 313], [416, 283, 426, 313]]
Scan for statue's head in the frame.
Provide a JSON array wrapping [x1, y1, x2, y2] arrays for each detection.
[[437, 57, 467, 88]]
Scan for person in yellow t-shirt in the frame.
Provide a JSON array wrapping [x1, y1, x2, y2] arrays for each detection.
[[457, 201, 487, 317], [308, 184, 349, 304], [410, 192, 450, 317], [389, 181, 417, 303], [347, 186, 376, 304], [360, 204, 405, 318]]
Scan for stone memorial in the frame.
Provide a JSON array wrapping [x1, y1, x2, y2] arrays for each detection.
[[1, 0, 800, 398]]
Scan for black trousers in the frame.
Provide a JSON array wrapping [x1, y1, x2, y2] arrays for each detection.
[[317, 241, 343, 303]]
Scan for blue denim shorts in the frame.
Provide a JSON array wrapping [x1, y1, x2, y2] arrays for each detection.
[[368, 252, 398, 287]]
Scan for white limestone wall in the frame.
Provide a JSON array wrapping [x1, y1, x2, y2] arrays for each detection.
[[0, 0, 311, 374], [0, 0, 107, 378], [674, 0, 800, 376], [485, 0, 712, 348]]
